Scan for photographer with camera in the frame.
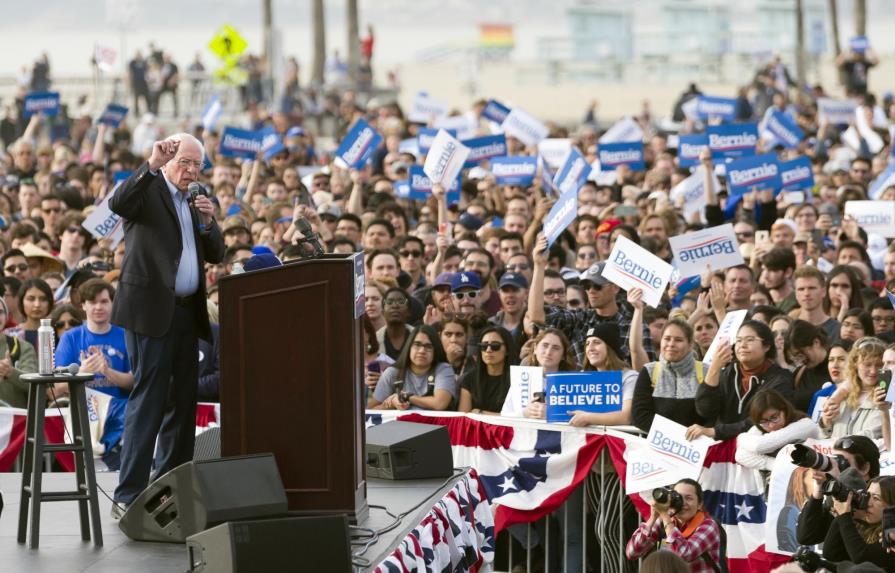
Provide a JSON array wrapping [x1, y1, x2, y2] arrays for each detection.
[[793, 435, 895, 568], [625, 478, 722, 572]]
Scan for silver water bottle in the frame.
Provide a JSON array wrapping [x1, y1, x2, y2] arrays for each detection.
[[37, 318, 55, 375]]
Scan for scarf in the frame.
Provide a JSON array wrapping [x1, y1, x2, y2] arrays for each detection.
[[651, 351, 700, 400], [739, 360, 773, 394]]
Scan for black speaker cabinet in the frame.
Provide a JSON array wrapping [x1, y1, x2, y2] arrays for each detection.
[[185, 515, 351, 573], [119, 453, 288, 543], [365, 421, 453, 480]]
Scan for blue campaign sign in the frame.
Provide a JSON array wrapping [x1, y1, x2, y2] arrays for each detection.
[[219, 126, 264, 159], [542, 187, 577, 247], [780, 156, 815, 191], [335, 118, 382, 169], [725, 153, 782, 200], [112, 171, 132, 187], [462, 134, 507, 168], [201, 94, 223, 131], [418, 127, 455, 155], [545, 371, 624, 423], [490, 156, 537, 186], [597, 141, 645, 171], [696, 96, 737, 121], [707, 123, 758, 160], [481, 99, 511, 124], [671, 275, 701, 307], [765, 111, 804, 149], [678, 134, 708, 168], [849, 35, 869, 53], [404, 165, 461, 203], [98, 104, 129, 127], [553, 147, 592, 194], [259, 126, 286, 161], [24, 91, 60, 117]]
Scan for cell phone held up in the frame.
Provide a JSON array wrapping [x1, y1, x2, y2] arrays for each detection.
[[883, 506, 895, 550]]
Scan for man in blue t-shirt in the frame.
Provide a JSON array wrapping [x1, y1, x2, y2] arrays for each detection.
[[55, 278, 133, 469]]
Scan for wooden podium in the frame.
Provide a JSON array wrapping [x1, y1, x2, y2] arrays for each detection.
[[218, 253, 368, 522]]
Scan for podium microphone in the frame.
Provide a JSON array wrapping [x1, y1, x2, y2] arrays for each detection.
[[54, 363, 80, 375], [187, 182, 208, 231], [295, 217, 325, 257]]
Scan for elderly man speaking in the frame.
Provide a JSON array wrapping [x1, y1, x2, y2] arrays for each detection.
[[109, 134, 224, 517]]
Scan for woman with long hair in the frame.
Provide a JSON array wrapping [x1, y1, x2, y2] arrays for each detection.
[[736, 389, 820, 472], [4, 278, 54, 348], [522, 328, 576, 420], [691, 320, 795, 441], [821, 337, 889, 440], [369, 324, 456, 411], [825, 265, 864, 323], [458, 325, 516, 415], [775, 467, 816, 552], [49, 302, 85, 345], [805, 339, 853, 421], [769, 314, 795, 371], [825, 476, 895, 569], [567, 324, 638, 426], [632, 319, 711, 433]]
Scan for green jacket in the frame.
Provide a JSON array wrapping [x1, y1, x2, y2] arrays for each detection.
[[0, 335, 39, 408]]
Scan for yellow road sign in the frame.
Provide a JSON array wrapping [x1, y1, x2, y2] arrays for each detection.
[[208, 25, 248, 61]]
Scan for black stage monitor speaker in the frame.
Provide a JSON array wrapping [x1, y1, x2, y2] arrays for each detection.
[[366, 421, 453, 480], [185, 515, 351, 573], [119, 453, 288, 543]]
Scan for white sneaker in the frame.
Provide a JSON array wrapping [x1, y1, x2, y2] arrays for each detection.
[[110, 502, 129, 520]]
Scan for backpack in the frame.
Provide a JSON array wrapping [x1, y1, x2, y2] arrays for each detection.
[[699, 520, 728, 573]]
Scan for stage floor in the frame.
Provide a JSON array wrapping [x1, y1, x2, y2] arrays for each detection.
[[0, 471, 462, 572]]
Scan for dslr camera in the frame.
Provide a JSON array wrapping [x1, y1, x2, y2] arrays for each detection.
[[792, 546, 837, 572], [821, 477, 870, 510], [652, 487, 683, 513], [790, 444, 850, 473]]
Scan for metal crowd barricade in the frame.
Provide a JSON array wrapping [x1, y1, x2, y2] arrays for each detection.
[[491, 425, 646, 573]]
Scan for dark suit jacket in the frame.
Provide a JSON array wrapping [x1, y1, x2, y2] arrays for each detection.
[[109, 162, 224, 341]]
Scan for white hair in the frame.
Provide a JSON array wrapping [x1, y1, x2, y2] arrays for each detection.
[[166, 133, 205, 161]]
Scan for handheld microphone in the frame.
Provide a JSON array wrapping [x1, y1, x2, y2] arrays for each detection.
[[295, 217, 325, 257], [54, 363, 80, 375], [187, 182, 209, 231]]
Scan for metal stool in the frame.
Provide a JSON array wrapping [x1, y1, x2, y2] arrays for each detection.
[[17, 372, 102, 549]]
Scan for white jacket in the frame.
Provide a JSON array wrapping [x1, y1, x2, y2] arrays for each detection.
[[735, 418, 821, 471]]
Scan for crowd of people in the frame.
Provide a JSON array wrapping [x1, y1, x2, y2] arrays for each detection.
[[0, 39, 894, 569]]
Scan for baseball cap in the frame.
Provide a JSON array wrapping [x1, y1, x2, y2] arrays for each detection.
[[222, 216, 250, 235], [585, 324, 623, 360], [317, 202, 342, 220], [244, 253, 282, 272], [433, 272, 454, 288], [498, 272, 528, 290], [771, 218, 797, 234], [458, 213, 484, 231], [579, 262, 609, 286], [450, 271, 482, 292]]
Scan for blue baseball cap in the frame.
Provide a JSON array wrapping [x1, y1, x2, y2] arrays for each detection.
[[498, 272, 528, 290], [433, 272, 454, 288], [450, 271, 482, 292]]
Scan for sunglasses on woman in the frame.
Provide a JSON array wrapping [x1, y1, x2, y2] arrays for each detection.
[[54, 319, 82, 329], [479, 342, 504, 352]]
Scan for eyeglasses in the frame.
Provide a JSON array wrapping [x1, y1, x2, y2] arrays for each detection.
[[479, 342, 504, 352], [735, 336, 761, 345], [758, 412, 782, 427], [871, 315, 895, 324], [544, 289, 565, 297], [400, 250, 422, 259], [4, 263, 28, 273], [577, 251, 597, 260], [54, 319, 82, 330], [176, 158, 203, 170], [452, 290, 479, 300], [411, 341, 433, 351], [384, 298, 408, 307]]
